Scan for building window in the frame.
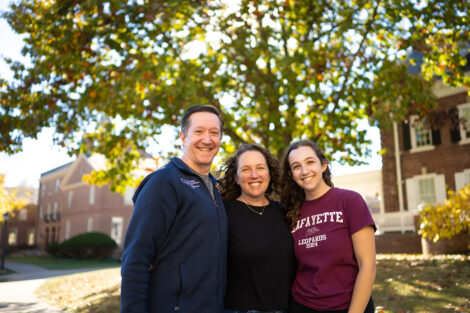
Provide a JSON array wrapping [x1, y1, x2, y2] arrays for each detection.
[[418, 178, 436, 204], [8, 228, 18, 246], [53, 202, 58, 220], [111, 217, 124, 246], [405, 173, 446, 212], [89, 185, 95, 206], [87, 217, 93, 232], [41, 184, 46, 197], [68, 191, 73, 208], [55, 179, 60, 193], [124, 187, 136, 206], [455, 169, 470, 191], [27, 229, 35, 246], [410, 115, 433, 151], [45, 228, 49, 246], [458, 103, 470, 144], [65, 220, 71, 240], [19, 208, 28, 221]]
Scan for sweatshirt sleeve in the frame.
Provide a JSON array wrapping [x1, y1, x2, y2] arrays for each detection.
[[120, 172, 178, 313], [345, 190, 376, 235]]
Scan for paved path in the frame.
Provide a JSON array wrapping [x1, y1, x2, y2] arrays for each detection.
[[0, 261, 105, 313]]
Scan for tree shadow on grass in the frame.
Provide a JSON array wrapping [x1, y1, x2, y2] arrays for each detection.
[[374, 259, 470, 312]]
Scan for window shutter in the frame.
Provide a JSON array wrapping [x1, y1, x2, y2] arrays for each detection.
[[405, 177, 418, 212], [449, 108, 461, 143], [402, 122, 411, 151], [435, 174, 446, 203], [431, 129, 441, 145]]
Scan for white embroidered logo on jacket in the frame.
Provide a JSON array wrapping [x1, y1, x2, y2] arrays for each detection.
[[181, 178, 201, 189]]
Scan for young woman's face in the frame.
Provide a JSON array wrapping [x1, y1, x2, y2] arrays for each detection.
[[288, 145, 328, 200], [235, 150, 270, 201]]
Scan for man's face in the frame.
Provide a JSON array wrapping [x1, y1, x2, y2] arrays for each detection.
[[180, 111, 222, 174]]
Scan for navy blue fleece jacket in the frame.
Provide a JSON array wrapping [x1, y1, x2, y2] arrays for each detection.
[[120, 157, 228, 313]]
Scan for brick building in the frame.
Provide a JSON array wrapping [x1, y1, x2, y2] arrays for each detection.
[[36, 153, 156, 253], [378, 82, 470, 234], [1, 187, 38, 251]]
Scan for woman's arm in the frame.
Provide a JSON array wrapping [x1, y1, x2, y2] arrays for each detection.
[[348, 225, 376, 313]]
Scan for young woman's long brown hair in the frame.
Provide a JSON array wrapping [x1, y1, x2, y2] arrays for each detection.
[[218, 143, 281, 202], [280, 140, 334, 229]]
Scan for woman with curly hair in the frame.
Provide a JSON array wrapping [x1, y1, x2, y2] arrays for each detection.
[[280, 140, 376, 313], [219, 143, 295, 313]]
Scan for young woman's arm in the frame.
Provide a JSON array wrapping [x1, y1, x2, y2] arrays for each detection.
[[348, 226, 376, 313]]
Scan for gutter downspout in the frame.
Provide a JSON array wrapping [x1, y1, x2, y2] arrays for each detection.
[[393, 121, 405, 213]]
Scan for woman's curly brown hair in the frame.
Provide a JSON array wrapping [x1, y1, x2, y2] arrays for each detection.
[[218, 143, 281, 202], [280, 140, 334, 230]]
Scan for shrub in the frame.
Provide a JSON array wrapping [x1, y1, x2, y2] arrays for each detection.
[[59, 232, 117, 259], [419, 184, 470, 243], [46, 241, 61, 257]]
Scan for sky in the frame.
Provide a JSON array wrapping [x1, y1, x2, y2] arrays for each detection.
[[0, 0, 382, 189]]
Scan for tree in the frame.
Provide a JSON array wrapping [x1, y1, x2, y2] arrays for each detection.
[[419, 184, 470, 243], [0, 175, 28, 222], [1, 0, 469, 191]]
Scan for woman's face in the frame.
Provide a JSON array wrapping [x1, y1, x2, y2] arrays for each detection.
[[235, 150, 270, 201], [288, 145, 328, 200]]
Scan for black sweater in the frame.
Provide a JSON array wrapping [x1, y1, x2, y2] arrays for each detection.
[[224, 199, 295, 311]]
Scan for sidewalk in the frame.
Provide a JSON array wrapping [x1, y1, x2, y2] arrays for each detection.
[[0, 261, 105, 313], [1, 261, 98, 281]]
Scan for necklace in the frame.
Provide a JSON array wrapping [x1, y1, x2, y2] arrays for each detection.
[[240, 199, 268, 215]]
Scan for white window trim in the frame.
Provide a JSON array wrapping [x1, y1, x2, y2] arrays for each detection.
[[65, 220, 71, 240], [87, 217, 93, 232], [89, 185, 95, 206], [68, 191, 73, 209], [409, 115, 435, 153], [27, 229, 35, 246], [405, 173, 446, 213], [458, 102, 470, 145], [455, 168, 470, 191], [111, 216, 124, 246], [8, 228, 18, 246], [55, 179, 60, 193]]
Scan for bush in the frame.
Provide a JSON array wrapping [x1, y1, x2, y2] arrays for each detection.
[[46, 241, 61, 257], [58, 232, 117, 259], [419, 184, 470, 243]]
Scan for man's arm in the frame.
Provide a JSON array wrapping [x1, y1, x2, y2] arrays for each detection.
[[120, 175, 178, 313]]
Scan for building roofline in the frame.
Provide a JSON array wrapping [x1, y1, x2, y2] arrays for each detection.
[[40, 161, 73, 177]]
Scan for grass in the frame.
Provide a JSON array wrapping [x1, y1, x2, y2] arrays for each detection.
[[374, 254, 470, 313], [33, 254, 470, 313], [36, 268, 121, 313], [6, 256, 120, 270]]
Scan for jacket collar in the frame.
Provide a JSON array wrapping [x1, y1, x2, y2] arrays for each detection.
[[170, 157, 218, 183]]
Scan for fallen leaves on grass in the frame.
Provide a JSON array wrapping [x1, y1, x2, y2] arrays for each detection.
[[35, 268, 121, 313]]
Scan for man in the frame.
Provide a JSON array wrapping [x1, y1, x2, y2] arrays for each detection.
[[120, 105, 228, 313]]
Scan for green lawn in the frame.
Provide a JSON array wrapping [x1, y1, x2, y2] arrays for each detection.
[[28, 254, 470, 313], [6, 256, 120, 270], [374, 254, 470, 312]]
